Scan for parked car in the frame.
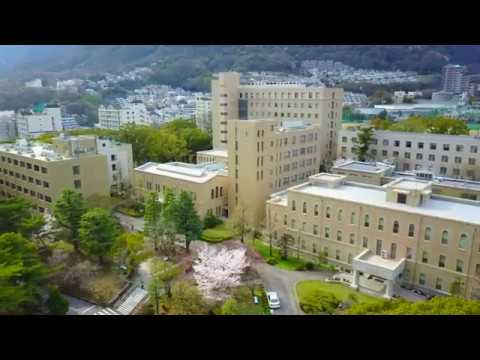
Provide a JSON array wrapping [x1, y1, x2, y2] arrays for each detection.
[[266, 291, 281, 309], [413, 289, 427, 297]]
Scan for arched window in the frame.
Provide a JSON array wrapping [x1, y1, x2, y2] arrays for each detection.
[[351, 212, 356, 225], [314, 204, 319, 216], [325, 207, 331, 219], [303, 202, 307, 214], [408, 224, 415, 237], [283, 215, 287, 226], [459, 233, 469, 249], [337, 209, 343, 222], [364, 214, 370, 227], [378, 217, 384, 231], [393, 221, 399, 234], [292, 200, 296, 211], [337, 230, 342, 242], [441, 230, 449, 245], [424, 227, 431, 241]]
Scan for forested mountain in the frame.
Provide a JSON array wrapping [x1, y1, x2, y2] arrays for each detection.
[[1, 45, 480, 91]]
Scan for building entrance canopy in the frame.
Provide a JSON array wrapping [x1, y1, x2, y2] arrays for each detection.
[[352, 249, 406, 281]]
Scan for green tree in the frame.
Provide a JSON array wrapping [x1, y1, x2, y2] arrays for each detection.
[[143, 192, 162, 251], [278, 233, 294, 260], [352, 126, 375, 161], [0, 197, 32, 233], [114, 232, 149, 276], [79, 208, 120, 264], [165, 281, 209, 315], [169, 191, 202, 252], [232, 204, 249, 243], [53, 189, 87, 251], [203, 210, 223, 229], [46, 286, 69, 315], [148, 273, 164, 315], [151, 258, 182, 298], [449, 278, 465, 298], [370, 117, 393, 130], [0, 233, 47, 314]]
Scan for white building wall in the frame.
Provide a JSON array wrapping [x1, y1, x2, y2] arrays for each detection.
[[96, 138, 134, 193]]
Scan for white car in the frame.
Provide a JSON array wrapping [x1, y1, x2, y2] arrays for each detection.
[[267, 291, 281, 309]]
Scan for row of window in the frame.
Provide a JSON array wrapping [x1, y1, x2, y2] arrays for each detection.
[[0, 187, 52, 203], [342, 137, 479, 154], [0, 157, 48, 173], [239, 91, 336, 100]]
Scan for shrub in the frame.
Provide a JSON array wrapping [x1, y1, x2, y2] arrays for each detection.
[[305, 261, 315, 271], [203, 211, 223, 229], [295, 263, 306, 271], [266, 257, 278, 265], [300, 290, 340, 315], [46, 286, 69, 315]]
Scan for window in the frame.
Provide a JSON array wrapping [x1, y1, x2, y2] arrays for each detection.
[[459, 234, 469, 250], [397, 193, 407, 204], [324, 227, 330, 239], [34, 165, 39, 172], [349, 233, 355, 245], [430, 143, 437, 150], [417, 142, 424, 149], [283, 215, 287, 225], [211, 189, 214, 200], [337, 209, 343, 222], [378, 217, 384, 231], [441, 155, 448, 163], [469, 158, 476, 166], [41, 167, 47, 174], [43, 181, 49, 189], [441, 230, 449, 245], [435, 278, 442, 291], [456, 145, 464, 152], [443, 144, 450, 151], [419, 273, 426, 286], [383, 139, 389, 146], [393, 221, 399, 234], [74, 180, 81, 189], [422, 251, 428, 263], [302, 202, 307, 214], [313, 225, 318, 235], [438, 255, 446, 268], [325, 207, 331, 219], [335, 250, 340, 261], [314, 204, 319, 216], [406, 141, 412, 148], [404, 152, 411, 159], [428, 154, 435, 161], [408, 224, 415, 237], [337, 231, 342, 242], [394, 140, 400, 147], [416, 153, 423, 160], [406, 247, 413, 260], [390, 243, 397, 259], [364, 214, 370, 227], [362, 237, 368, 248], [454, 156, 462, 164], [376, 239, 382, 256], [291, 200, 296, 211], [470, 145, 478, 153], [456, 259, 464, 273], [350, 212, 356, 225], [73, 166, 80, 175], [424, 227, 431, 241]]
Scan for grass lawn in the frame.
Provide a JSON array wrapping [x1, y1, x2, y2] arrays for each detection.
[[247, 239, 314, 271], [201, 224, 235, 243], [296, 280, 383, 314]]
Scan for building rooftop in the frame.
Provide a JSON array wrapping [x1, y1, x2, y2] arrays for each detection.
[[196, 149, 228, 158], [393, 170, 480, 192], [135, 161, 226, 183], [0, 141, 72, 161], [355, 250, 405, 272], [274, 178, 480, 226], [333, 160, 394, 174]]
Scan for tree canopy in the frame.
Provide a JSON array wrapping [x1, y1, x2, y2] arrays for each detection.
[[369, 115, 470, 135]]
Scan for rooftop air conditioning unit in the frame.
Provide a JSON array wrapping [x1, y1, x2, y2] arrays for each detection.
[[381, 249, 389, 259]]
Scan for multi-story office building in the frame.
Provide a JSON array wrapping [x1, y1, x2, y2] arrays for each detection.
[[0, 111, 17, 141], [442, 64, 469, 94], [211, 72, 343, 157], [195, 96, 212, 133], [98, 100, 150, 129], [266, 173, 480, 299], [133, 161, 229, 218], [0, 137, 110, 214], [228, 119, 328, 226], [338, 129, 480, 180], [16, 104, 63, 139], [196, 149, 228, 166]]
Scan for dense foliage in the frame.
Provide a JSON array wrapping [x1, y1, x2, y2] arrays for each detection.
[[68, 119, 212, 165], [369, 115, 470, 135]]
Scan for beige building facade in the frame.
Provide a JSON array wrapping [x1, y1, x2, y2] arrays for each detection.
[[0, 138, 110, 213], [266, 173, 480, 299], [338, 128, 480, 180], [134, 161, 229, 219]]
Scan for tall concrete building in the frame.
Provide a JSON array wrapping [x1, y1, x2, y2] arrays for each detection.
[[211, 72, 343, 160], [266, 173, 480, 300], [338, 128, 480, 180], [16, 104, 63, 139], [442, 64, 469, 94], [195, 96, 212, 133]]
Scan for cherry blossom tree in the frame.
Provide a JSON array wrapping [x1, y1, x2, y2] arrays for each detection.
[[193, 243, 249, 300]]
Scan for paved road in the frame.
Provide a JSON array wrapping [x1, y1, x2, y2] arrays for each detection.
[[64, 294, 102, 315], [254, 263, 330, 315], [114, 212, 145, 232]]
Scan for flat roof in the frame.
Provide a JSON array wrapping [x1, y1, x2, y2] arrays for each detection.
[[0, 142, 71, 161], [356, 251, 404, 271], [196, 149, 228, 158], [393, 171, 480, 192], [334, 160, 393, 174], [288, 181, 480, 226], [389, 179, 431, 192], [135, 161, 226, 183]]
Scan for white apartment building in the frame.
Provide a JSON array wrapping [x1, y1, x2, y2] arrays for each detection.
[[98, 100, 150, 129], [195, 96, 212, 133], [0, 111, 17, 141], [338, 129, 480, 180], [16, 104, 63, 139], [25, 79, 43, 88]]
